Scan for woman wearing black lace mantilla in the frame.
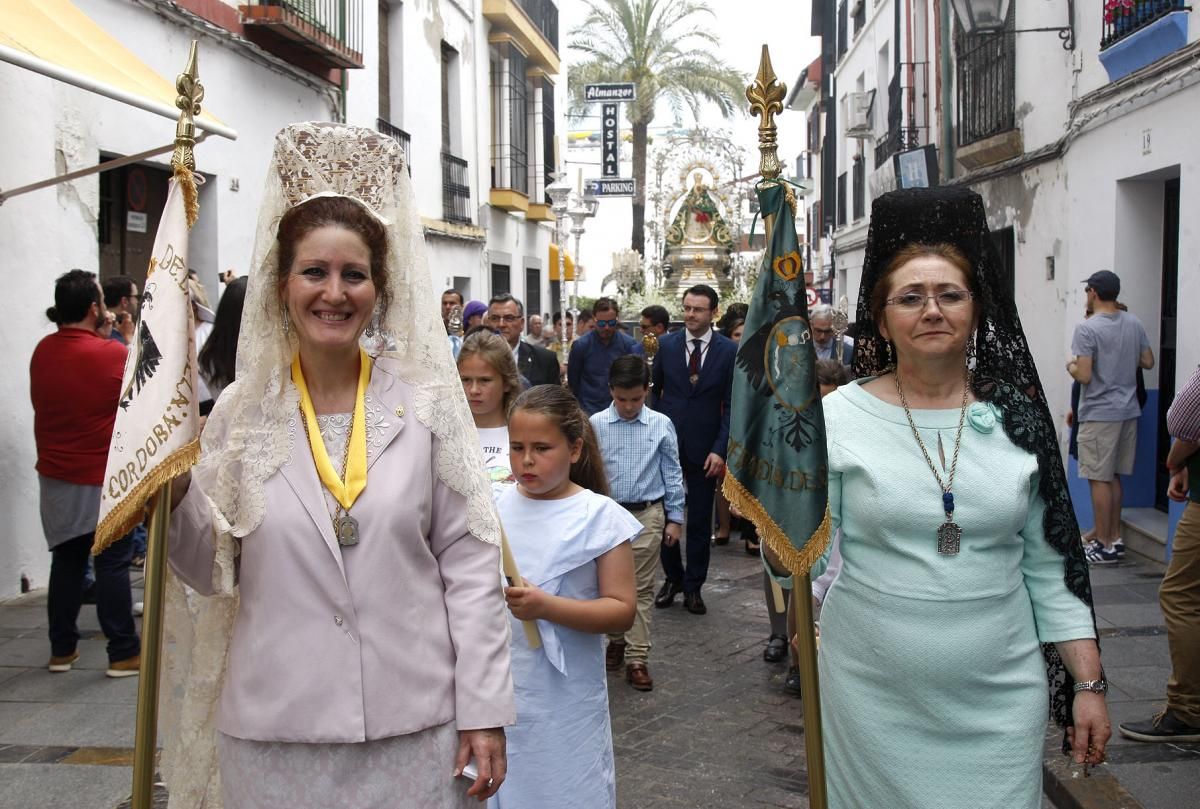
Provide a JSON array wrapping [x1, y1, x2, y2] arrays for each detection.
[[813, 187, 1110, 808]]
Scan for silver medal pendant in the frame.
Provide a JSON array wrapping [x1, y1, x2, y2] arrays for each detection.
[[336, 513, 360, 547], [937, 520, 961, 555]]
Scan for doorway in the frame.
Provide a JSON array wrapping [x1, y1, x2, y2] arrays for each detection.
[[1155, 177, 1180, 512], [97, 157, 172, 286]]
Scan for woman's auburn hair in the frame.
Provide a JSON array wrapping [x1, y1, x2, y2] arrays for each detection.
[[510, 385, 610, 497], [457, 330, 523, 418], [869, 241, 976, 325], [275, 196, 391, 316]]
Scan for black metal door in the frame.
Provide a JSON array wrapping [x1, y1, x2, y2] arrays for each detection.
[[1155, 178, 1180, 511]]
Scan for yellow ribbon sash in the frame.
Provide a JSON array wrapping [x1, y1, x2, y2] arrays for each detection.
[[292, 349, 371, 511]]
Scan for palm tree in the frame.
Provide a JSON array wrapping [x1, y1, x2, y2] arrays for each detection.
[[568, 0, 747, 256]]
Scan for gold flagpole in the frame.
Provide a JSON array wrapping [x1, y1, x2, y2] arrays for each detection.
[[746, 44, 828, 809], [130, 41, 203, 809]]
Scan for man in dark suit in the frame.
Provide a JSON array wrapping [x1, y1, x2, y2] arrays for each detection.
[[489, 293, 560, 387], [651, 284, 735, 615]]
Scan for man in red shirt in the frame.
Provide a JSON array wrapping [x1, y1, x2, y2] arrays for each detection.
[[30, 270, 140, 677]]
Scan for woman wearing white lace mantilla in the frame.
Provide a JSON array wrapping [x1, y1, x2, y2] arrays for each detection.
[[162, 123, 514, 808]]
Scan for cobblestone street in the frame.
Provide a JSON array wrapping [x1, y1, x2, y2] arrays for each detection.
[[609, 540, 810, 809], [1, 536, 1197, 809]]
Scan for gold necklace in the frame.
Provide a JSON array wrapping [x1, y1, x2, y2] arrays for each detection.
[[300, 412, 360, 547], [894, 370, 970, 555]]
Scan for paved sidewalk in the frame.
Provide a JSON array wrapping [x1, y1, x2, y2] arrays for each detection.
[[0, 542, 1195, 808]]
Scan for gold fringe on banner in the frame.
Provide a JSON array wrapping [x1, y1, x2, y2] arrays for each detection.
[[722, 473, 831, 576], [174, 164, 199, 229], [92, 438, 200, 555]]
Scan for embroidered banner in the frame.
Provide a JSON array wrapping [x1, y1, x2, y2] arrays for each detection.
[[94, 173, 200, 552], [722, 181, 830, 575]]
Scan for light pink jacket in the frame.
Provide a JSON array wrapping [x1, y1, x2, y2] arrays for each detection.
[[169, 360, 515, 743]]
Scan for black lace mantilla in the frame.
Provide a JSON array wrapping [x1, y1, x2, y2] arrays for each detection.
[[852, 187, 1096, 745]]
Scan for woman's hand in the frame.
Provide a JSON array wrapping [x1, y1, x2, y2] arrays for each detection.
[[454, 727, 506, 801], [169, 471, 192, 511], [1067, 692, 1111, 766], [504, 583, 549, 621]]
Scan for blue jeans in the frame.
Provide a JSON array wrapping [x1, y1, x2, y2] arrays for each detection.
[[48, 532, 140, 662]]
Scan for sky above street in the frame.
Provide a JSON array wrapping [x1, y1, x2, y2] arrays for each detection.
[[560, 0, 821, 171]]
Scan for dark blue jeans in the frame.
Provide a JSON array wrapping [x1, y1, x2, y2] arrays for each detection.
[[660, 460, 717, 594], [48, 532, 140, 663]]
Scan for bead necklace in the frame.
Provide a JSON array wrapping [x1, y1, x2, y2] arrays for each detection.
[[894, 370, 970, 555]]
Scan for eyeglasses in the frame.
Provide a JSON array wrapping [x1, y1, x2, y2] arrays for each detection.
[[884, 289, 973, 312], [491, 314, 523, 324], [594, 318, 619, 328], [681, 305, 711, 315]]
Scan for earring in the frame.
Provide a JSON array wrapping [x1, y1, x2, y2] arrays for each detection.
[[282, 308, 290, 335], [884, 339, 894, 368]]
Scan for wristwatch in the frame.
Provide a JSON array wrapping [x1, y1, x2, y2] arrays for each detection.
[[1072, 678, 1108, 695]]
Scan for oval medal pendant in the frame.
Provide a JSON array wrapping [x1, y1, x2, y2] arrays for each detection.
[[336, 514, 360, 547]]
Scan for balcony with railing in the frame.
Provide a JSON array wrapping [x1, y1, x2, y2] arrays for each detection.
[[1099, 0, 1190, 82], [874, 61, 930, 167], [442, 153, 472, 225], [240, 0, 364, 70], [376, 119, 411, 173], [483, 0, 560, 72], [954, 8, 1022, 171]]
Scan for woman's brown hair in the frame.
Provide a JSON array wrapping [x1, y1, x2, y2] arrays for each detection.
[[869, 242, 976, 325], [510, 385, 609, 496], [457, 330, 523, 418], [276, 196, 391, 316]]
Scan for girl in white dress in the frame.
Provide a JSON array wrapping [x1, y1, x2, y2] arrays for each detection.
[[491, 385, 639, 809]]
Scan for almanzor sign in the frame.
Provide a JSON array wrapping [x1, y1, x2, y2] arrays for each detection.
[[584, 82, 636, 102]]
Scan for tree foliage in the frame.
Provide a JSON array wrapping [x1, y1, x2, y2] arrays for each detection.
[[567, 0, 747, 256]]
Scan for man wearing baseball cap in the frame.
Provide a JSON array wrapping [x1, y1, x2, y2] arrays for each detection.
[[1067, 270, 1155, 564]]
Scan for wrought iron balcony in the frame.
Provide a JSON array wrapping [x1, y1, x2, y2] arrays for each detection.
[[240, 1, 364, 70], [874, 126, 922, 167], [375, 119, 411, 174], [516, 0, 558, 50], [1102, 0, 1188, 48], [1099, 0, 1190, 82], [442, 153, 472, 225]]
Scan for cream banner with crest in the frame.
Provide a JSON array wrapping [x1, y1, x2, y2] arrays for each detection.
[[94, 175, 199, 553]]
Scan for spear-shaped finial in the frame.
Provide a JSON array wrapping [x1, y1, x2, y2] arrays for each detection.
[[171, 41, 204, 226], [746, 45, 787, 181], [171, 41, 204, 175]]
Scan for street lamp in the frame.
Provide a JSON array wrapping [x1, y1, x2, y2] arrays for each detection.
[[546, 173, 573, 364], [949, 0, 1075, 51], [567, 190, 599, 319]]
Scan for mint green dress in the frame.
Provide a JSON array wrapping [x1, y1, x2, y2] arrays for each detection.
[[816, 381, 1095, 809]]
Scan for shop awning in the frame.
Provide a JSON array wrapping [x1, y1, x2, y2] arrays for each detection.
[[0, 0, 237, 140]]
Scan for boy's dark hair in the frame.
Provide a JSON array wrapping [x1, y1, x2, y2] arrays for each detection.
[[577, 310, 595, 326], [102, 275, 136, 308], [682, 284, 718, 310], [593, 297, 619, 316], [608, 354, 650, 389], [640, 304, 670, 328]]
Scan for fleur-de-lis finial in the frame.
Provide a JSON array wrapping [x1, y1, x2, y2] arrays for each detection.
[[745, 45, 787, 181], [172, 42, 204, 175]]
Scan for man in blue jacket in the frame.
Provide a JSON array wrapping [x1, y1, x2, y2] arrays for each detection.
[[568, 297, 644, 415], [650, 284, 736, 615]]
